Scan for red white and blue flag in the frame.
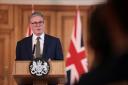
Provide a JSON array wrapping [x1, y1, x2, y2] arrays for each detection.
[[26, 4, 34, 37], [66, 9, 88, 85]]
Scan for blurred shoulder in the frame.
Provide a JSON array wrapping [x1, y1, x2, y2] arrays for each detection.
[[17, 36, 32, 44]]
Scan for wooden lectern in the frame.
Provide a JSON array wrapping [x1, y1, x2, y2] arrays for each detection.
[[12, 61, 65, 85]]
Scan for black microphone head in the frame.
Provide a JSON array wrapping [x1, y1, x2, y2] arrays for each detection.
[[32, 44, 36, 55]]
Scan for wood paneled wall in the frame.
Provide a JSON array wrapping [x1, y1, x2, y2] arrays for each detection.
[[0, 4, 92, 85]]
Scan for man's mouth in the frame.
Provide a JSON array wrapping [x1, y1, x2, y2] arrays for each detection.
[[37, 29, 41, 31]]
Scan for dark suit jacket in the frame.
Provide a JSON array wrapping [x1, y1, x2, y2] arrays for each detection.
[[16, 34, 63, 61]]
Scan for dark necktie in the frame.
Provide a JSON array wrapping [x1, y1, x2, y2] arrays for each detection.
[[35, 37, 40, 58]]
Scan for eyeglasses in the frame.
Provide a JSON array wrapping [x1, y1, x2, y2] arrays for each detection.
[[31, 21, 44, 26]]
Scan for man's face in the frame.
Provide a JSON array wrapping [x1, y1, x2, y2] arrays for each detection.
[[30, 16, 44, 36]]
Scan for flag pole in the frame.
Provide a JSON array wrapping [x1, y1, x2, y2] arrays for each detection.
[[32, 4, 35, 13], [76, 5, 79, 10], [25, 4, 34, 37]]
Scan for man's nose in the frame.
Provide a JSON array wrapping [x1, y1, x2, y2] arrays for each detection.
[[35, 23, 41, 27]]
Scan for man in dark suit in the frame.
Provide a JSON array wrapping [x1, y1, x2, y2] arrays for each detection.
[[16, 12, 63, 61], [16, 11, 63, 85]]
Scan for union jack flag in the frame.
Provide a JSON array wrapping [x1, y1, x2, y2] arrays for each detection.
[[26, 4, 34, 37], [66, 9, 88, 85]]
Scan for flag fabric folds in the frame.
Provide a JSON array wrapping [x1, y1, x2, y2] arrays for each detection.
[[66, 9, 88, 85], [26, 25, 32, 37], [26, 5, 34, 37]]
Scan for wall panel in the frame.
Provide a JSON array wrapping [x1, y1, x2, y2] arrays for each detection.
[[0, 5, 13, 29], [0, 32, 12, 85]]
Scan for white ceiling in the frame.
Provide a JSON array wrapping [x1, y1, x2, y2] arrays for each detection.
[[0, 0, 106, 5]]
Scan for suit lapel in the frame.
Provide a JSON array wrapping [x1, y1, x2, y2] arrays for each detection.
[[26, 36, 33, 60], [42, 34, 49, 59]]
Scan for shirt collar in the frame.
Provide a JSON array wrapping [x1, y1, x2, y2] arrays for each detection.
[[33, 33, 45, 41]]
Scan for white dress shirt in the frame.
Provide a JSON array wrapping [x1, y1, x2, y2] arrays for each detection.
[[32, 33, 45, 56]]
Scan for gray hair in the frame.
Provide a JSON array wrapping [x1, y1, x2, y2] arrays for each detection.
[[29, 11, 44, 21]]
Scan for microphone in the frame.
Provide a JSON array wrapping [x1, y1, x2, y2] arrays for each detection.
[[32, 44, 36, 58]]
